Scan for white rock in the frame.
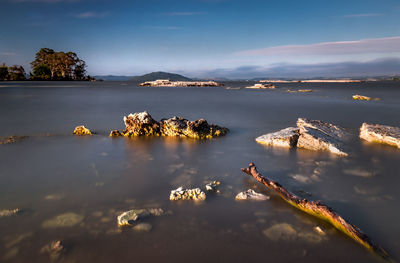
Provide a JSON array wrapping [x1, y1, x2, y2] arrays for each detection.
[[235, 189, 270, 201], [256, 127, 300, 148], [360, 123, 400, 149]]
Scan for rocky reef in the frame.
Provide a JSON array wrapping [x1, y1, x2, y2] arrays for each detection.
[[170, 186, 206, 201], [235, 189, 270, 201], [73, 125, 92, 135], [360, 123, 400, 149], [139, 79, 223, 87], [111, 111, 228, 139], [256, 118, 348, 156], [117, 208, 165, 227]]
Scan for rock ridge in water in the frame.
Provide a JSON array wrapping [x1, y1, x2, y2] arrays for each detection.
[[111, 111, 228, 139], [360, 123, 400, 149], [256, 118, 348, 156]]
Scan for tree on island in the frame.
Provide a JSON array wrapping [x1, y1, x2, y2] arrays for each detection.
[[30, 48, 91, 80]]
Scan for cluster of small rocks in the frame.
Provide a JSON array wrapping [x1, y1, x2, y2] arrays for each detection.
[[169, 187, 206, 201]]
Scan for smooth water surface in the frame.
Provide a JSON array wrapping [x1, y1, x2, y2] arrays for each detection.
[[0, 81, 399, 262]]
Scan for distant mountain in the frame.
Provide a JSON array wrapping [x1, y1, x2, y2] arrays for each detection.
[[94, 75, 133, 81], [130, 71, 192, 82]]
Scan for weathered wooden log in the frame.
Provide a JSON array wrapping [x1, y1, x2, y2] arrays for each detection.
[[241, 163, 389, 260]]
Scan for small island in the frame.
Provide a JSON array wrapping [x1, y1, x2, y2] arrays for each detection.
[[139, 79, 224, 87]]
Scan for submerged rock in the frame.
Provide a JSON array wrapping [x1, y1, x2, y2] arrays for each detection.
[[170, 186, 206, 201], [255, 127, 300, 148], [160, 117, 228, 139], [0, 208, 19, 218], [133, 223, 152, 232], [42, 212, 84, 228], [205, 181, 221, 191], [40, 240, 65, 262], [263, 223, 297, 241], [235, 189, 270, 201], [360, 123, 400, 149], [117, 208, 164, 227], [0, 136, 28, 145], [109, 130, 122, 137], [73, 125, 92, 135]]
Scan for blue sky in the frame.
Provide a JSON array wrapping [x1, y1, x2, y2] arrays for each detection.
[[1, 0, 400, 78]]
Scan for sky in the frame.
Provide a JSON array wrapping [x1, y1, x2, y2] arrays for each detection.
[[1, 0, 400, 78]]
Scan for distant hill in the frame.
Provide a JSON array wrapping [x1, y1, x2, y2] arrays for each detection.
[[130, 71, 192, 82], [94, 75, 133, 81]]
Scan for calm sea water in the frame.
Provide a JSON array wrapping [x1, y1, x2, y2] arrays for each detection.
[[0, 81, 399, 263]]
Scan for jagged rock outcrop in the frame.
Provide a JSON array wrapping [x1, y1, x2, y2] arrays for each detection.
[[360, 123, 400, 149], [113, 111, 228, 139], [235, 189, 270, 201], [170, 187, 206, 201], [255, 118, 348, 156], [160, 117, 228, 139], [117, 208, 165, 227], [255, 127, 300, 148], [205, 181, 220, 191], [73, 125, 92, 135]]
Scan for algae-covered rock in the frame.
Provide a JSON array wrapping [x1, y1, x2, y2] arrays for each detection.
[[117, 208, 164, 227], [42, 212, 84, 228], [235, 189, 269, 201], [73, 125, 92, 135], [40, 240, 65, 262], [360, 123, 400, 149], [123, 111, 160, 136], [0, 208, 19, 218], [169, 186, 206, 201], [160, 117, 228, 139], [255, 127, 300, 148]]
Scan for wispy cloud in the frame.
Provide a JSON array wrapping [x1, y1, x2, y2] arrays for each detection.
[[236, 36, 400, 57], [343, 13, 383, 18], [72, 11, 109, 19], [144, 26, 183, 30], [163, 12, 203, 16], [10, 0, 79, 3]]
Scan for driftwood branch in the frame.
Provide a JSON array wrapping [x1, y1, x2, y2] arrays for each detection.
[[241, 162, 389, 260]]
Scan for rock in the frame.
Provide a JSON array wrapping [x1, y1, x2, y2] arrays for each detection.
[[296, 118, 348, 156], [360, 123, 400, 149], [245, 83, 275, 89], [40, 240, 65, 262], [139, 80, 223, 87], [133, 223, 152, 232], [235, 189, 270, 201], [42, 212, 84, 228], [353, 94, 372, 101], [205, 181, 221, 191], [313, 226, 326, 235], [298, 89, 312, 93], [169, 186, 206, 201], [109, 130, 122, 137], [117, 208, 164, 227], [0, 136, 28, 145], [123, 111, 161, 136], [262, 223, 298, 241], [0, 208, 19, 218], [73, 125, 92, 135], [160, 117, 228, 139], [255, 127, 300, 148]]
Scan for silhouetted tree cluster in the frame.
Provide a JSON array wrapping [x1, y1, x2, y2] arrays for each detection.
[[0, 63, 26, 81], [30, 48, 91, 80]]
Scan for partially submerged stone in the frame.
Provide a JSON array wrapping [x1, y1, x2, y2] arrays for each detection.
[[298, 89, 312, 93], [205, 181, 221, 191], [170, 186, 206, 201], [0, 136, 28, 145], [109, 130, 122, 137], [235, 189, 270, 201], [73, 125, 92, 135], [123, 111, 160, 136], [160, 117, 228, 139], [353, 94, 372, 101], [360, 123, 400, 149], [0, 208, 20, 218], [255, 127, 300, 148], [245, 83, 275, 89], [40, 240, 65, 262], [297, 118, 348, 141], [117, 208, 164, 227], [42, 212, 84, 228]]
